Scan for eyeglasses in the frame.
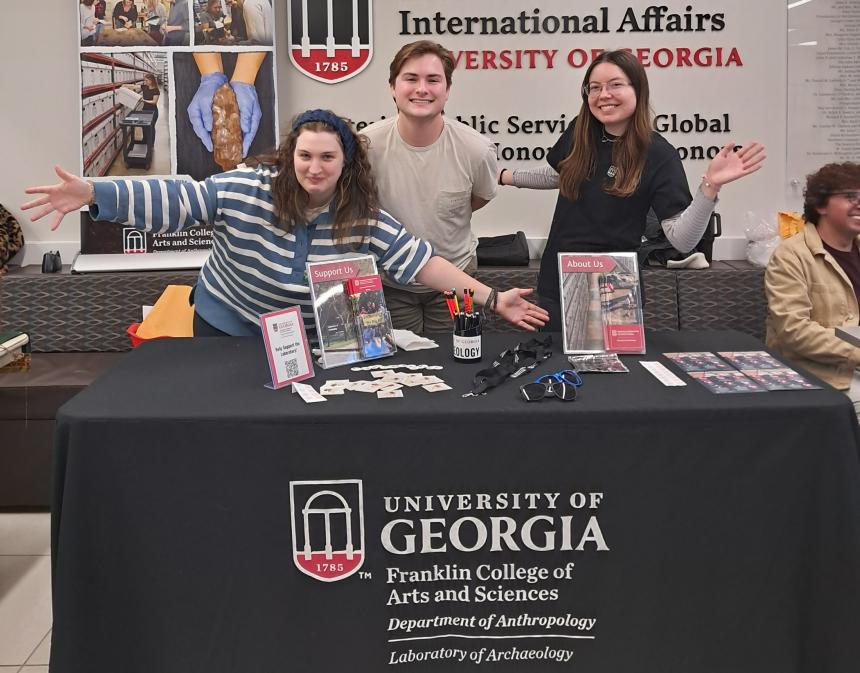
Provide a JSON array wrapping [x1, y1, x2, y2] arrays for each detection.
[[582, 81, 632, 98], [831, 191, 860, 205], [520, 370, 583, 402]]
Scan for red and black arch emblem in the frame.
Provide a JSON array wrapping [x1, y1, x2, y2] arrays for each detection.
[[287, 0, 373, 84]]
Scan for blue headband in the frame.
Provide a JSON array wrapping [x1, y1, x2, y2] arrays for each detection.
[[292, 109, 356, 162]]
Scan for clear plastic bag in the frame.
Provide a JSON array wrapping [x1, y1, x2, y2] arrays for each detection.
[[745, 211, 780, 267]]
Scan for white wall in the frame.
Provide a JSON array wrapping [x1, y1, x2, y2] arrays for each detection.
[[1, 0, 789, 266]]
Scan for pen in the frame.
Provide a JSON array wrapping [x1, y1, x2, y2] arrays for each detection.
[[444, 290, 455, 320]]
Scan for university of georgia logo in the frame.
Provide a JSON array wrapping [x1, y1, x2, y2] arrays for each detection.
[[287, 0, 373, 83], [122, 227, 147, 254], [289, 479, 365, 581]]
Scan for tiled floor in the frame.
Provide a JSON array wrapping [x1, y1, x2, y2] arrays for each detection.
[[0, 511, 52, 673]]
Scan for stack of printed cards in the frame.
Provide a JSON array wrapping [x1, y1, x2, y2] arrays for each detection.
[[316, 371, 452, 399], [663, 350, 820, 394]]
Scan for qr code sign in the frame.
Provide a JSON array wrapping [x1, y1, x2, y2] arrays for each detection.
[[285, 358, 300, 379]]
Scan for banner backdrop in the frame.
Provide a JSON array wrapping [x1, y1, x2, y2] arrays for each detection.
[[77, 0, 278, 255], [280, 0, 788, 258]]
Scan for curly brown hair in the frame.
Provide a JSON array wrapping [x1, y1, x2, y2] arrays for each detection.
[[803, 162, 860, 224], [388, 40, 456, 88], [559, 50, 654, 201], [264, 114, 379, 246]]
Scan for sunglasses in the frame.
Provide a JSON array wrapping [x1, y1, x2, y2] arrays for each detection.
[[520, 370, 583, 402]]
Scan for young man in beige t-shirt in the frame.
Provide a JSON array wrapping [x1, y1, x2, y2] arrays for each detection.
[[362, 40, 498, 333]]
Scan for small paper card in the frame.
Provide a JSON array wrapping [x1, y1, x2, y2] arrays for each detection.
[[260, 307, 314, 389]]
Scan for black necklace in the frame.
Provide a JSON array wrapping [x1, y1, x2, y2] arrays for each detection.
[[601, 129, 619, 143]]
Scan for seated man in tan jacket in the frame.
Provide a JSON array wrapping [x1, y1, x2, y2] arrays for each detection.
[[766, 162, 860, 413]]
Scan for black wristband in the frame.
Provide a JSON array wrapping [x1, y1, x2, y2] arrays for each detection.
[[498, 168, 508, 186], [484, 288, 498, 314]]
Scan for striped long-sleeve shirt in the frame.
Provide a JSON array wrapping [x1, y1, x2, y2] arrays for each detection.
[[91, 166, 433, 336]]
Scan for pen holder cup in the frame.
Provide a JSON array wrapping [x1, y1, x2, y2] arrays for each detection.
[[453, 324, 482, 363]]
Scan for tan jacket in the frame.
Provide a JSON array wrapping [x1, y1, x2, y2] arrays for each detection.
[[765, 223, 860, 389]]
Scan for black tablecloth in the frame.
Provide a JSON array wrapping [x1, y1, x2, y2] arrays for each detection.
[[51, 331, 860, 673]]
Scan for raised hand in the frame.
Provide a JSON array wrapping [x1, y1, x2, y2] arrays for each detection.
[[495, 288, 549, 332], [706, 141, 766, 187], [21, 166, 92, 231]]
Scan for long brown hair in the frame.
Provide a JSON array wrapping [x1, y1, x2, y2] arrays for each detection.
[[558, 50, 653, 201], [266, 113, 379, 245]]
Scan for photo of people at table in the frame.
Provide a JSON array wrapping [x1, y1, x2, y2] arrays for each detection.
[[192, 0, 273, 46], [79, 0, 190, 47], [598, 268, 640, 327]]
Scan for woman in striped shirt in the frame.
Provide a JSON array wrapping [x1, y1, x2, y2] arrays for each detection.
[[23, 109, 548, 337]]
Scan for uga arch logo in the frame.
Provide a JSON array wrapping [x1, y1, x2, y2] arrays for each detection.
[[287, 0, 373, 83], [289, 479, 365, 581]]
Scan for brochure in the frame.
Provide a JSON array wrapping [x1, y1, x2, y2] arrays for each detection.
[[688, 370, 767, 394], [558, 252, 645, 354], [664, 352, 734, 372], [717, 351, 786, 371], [306, 255, 396, 368], [741, 368, 821, 391], [346, 275, 396, 360]]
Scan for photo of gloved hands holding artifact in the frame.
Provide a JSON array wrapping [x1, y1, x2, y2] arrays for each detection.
[[175, 51, 276, 179]]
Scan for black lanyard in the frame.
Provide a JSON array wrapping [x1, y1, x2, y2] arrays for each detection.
[[463, 336, 553, 397]]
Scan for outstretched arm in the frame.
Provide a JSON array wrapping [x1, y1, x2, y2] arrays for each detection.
[[415, 256, 548, 331], [23, 165, 219, 233]]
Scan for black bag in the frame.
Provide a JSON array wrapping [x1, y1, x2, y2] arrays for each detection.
[[638, 210, 721, 267], [476, 231, 529, 266], [41, 250, 62, 273]]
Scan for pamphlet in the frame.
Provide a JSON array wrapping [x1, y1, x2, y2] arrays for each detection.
[[741, 368, 821, 391], [306, 255, 396, 368], [717, 351, 786, 371], [688, 370, 767, 394], [345, 275, 396, 360], [558, 252, 645, 354], [663, 349, 820, 394], [664, 352, 734, 372], [718, 351, 820, 390]]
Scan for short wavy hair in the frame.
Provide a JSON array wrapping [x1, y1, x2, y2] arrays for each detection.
[[803, 162, 860, 224], [388, 40, 455, 88]]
